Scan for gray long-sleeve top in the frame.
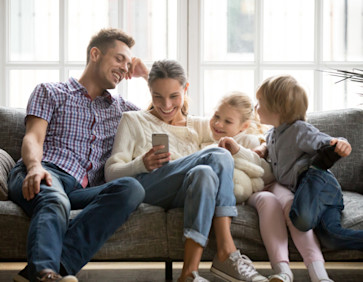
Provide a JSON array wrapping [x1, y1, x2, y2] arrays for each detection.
[[266, 120, 335, 192]]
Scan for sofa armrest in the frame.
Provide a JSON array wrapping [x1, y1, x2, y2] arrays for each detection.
[[0, 149, 16, 201]]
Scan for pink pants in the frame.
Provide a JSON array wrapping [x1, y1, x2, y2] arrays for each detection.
[[247, 182, 324, 266]]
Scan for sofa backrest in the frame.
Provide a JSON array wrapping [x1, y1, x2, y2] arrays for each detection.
[[0, 106, 362, 194], [307, 108, 363, 194], [0, 106, 26, 162]]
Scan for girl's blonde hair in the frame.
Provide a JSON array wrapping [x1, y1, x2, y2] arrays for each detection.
[[256, 75, 308, 124], [218, 91, 267, 135]]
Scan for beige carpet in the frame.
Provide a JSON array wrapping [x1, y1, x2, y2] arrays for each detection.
[[1, 262, 362, 281]]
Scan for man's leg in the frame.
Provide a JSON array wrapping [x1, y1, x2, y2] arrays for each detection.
[[60, 176, 145, 275], [8, 162, 71, 281]]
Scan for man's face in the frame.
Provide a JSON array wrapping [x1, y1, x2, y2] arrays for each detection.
[[95, 40, 132, 89]]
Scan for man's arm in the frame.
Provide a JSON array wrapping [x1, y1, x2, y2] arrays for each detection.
[[21, 116, 52, 201], [126, 57, 149, 81]]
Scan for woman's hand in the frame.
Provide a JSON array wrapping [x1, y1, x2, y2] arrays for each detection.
[[218, 137, 240, 155], [126, 57, 149, 81], [331, 138, 352, 157], [253, 143, 267, 158], [143, 145, 171, 171]]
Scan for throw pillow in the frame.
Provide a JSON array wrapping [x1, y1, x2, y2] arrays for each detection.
[[0, 148, 16, 201]]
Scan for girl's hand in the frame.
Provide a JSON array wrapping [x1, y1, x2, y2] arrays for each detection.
[[126, 57, 149, 81], [330, 138, 352, 157], [218, 137, 240, 155], [253, 143, 267, 158], [142, 145, 171, 171]]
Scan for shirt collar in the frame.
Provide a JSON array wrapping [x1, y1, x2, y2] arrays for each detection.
[[274, 122, 291, 135], [67, 77, 115, 104]]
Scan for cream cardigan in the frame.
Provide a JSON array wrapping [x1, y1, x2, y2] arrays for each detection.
[[105, 111, 212, 181]]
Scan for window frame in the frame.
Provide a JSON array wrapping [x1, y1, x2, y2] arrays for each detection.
[[1, 0, 362, 112]]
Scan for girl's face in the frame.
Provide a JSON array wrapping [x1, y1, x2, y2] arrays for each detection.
[[256, 92, 280, 127], [150, 78, 186, 125], [210, 103, 248, 140]]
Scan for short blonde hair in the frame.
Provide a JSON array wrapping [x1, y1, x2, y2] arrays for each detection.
[[256, 75, 308, 124]]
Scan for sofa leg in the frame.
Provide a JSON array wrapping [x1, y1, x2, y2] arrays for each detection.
[[165, 260, 173, 281]]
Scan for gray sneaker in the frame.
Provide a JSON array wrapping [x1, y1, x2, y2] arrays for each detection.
[[210, 250, 268, 282], [183, 271, 210, 282]]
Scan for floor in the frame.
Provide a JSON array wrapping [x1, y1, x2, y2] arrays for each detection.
[[1, 261, 363, 281]]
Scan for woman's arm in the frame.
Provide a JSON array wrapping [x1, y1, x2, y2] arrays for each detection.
[[105, 113, 148, 181]]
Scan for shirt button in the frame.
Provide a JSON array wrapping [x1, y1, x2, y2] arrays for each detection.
[[274, 162, 277, 166]]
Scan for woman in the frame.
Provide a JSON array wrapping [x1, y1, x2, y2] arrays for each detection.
[[105, 60, 267, 282]]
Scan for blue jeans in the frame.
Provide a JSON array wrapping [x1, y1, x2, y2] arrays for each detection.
[[8, 162, 145, 281], [289, 166, 363, 250], [136, 147, 237, 247]]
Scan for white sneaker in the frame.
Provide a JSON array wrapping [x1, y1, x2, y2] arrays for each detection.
[[269, 273, 293, 282], [182, 271, 210, 282], [211, 250, 268, 282]]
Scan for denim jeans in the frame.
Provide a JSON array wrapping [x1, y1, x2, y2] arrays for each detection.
[[8, 161, 145, 281], [290, 166, 363, 250], [136, 147, 237, 247]]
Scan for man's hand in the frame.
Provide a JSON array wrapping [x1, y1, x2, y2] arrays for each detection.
[[331, 138, 352, 157], [253, 143, 267, 158], [126, 57, 149, 81], [22, 163, 52, 201], [143, 146, 171, 171], [218, 137, 240, 155]]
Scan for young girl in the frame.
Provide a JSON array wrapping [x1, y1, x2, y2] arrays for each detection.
[[255, 75, 363, 281], [208, 91, 334, 282], [203, 92, 274, 203]]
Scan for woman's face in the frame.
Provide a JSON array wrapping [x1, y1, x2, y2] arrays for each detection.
[[150, 78, 186, 125], [209, 103, 247, 140]]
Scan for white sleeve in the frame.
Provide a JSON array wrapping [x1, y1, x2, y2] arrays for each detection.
[[105, 113, 148, 181]]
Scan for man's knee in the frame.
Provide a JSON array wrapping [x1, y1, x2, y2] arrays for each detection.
[[104, 177, 145, 204]]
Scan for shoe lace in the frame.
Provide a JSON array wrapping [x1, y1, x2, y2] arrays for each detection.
[[234, 254, 258, 278]]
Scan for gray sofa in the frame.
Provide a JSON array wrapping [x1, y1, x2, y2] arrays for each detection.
[[0, 106, 362, 280]]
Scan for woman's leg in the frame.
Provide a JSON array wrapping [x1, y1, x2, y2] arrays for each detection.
[[137, 147, 236, 280]]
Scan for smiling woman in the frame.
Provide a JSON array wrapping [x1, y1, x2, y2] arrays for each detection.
[[105, 59, 269, 282]]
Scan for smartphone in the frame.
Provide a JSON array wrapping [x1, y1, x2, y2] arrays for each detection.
[[152, 133, 169, 154]]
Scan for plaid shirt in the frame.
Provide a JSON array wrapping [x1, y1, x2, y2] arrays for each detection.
[[26, 77, 139, 187]]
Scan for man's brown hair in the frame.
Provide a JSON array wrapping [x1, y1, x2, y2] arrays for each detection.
[[86, 28, 135, 64]]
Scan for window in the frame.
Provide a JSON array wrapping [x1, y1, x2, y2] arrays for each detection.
[[1, 0, 180, 109], [188, 0, 363, 116], [1, 0, 362, 114]]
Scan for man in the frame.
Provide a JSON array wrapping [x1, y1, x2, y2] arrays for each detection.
[[8, 28, 148, 282]]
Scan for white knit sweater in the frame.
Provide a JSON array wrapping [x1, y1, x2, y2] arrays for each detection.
[[105, 111, 212, 181]]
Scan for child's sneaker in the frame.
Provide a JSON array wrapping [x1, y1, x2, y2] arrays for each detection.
[[210, 250, 268, 282], [268, 273, 293, 282], [310, 144, 341, 170]]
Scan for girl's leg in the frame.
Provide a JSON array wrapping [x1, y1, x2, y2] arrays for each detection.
[[247, 189, 290, 266], [271, 183, 331, 282]]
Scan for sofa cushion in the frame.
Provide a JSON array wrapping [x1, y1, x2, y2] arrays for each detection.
[[0, 149, 16, 200], [0, 107, 26, 162], [0, 202, 168, 260], [307, 108, 363, 194]]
